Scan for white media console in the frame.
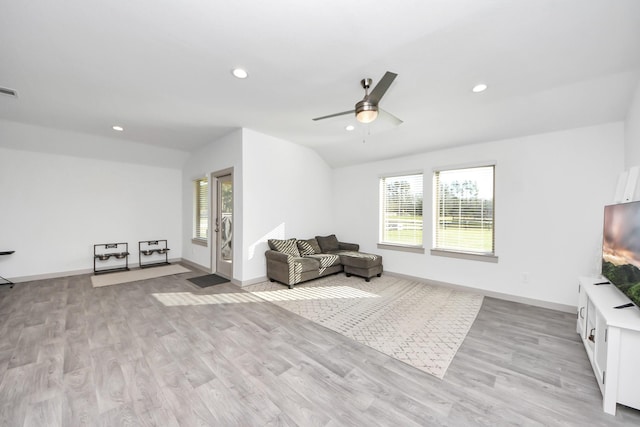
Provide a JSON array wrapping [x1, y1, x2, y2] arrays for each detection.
[[577, 277, 640, 415]]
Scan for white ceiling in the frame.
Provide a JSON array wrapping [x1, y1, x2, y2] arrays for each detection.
[[1, 0, 639, 168]]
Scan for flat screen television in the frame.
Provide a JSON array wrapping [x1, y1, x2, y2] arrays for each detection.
[[602, 201, 640, 308]]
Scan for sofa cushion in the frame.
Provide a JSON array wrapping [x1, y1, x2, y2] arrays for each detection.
[[268, 238, 300, 257], [337, 251, 382, 269], [297, 238, 321, 255], [304, 253, 341, 268], [290, 256, 320, 273], [315, 234, 340, 253]]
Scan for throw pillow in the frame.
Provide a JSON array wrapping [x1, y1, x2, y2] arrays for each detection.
[[315, 234, 340, 252], [268, 238, 300, 257], [297, 239, 319, 256], [307, 238, 322, 254]]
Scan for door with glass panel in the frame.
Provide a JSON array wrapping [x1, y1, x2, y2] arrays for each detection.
[[215, 173, 233, 278]]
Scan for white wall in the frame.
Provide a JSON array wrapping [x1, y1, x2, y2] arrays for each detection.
[[0, 146, 182, 280], [180, 128, 334, 284], [241, 129, 334, 283], [332, 123, 625, 307], [625, 81, 640, 169], [0, 119, 189, 169], [181, 129, 243, 274]]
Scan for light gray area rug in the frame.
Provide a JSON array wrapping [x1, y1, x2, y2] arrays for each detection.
[[91, 264, 190, 287], [245, 274, 484, 379]]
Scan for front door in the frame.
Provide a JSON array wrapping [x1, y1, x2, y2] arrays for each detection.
[[215, 173, 233, 278]]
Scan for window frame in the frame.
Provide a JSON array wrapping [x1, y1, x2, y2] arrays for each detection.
[[378, 171, 425, 252], [431, 164, 497, 262], [192, 176, 209, 246]]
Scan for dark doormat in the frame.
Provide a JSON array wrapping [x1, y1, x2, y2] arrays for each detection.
[[188, 274, 230, 288]]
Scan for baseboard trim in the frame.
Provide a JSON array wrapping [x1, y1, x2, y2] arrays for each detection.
[[237, 276, 268, 287], [8, 268, 94, 283], [385, 271, 577, 313], [8, 257, 189, 284], [179, 258, 210, 274]]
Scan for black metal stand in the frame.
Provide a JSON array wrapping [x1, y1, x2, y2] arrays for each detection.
[[0, 250, 15, 288], [94, 243, 130, 275], [139, 240, 170, 268]]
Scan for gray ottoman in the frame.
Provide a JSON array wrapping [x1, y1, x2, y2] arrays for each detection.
[[338, 251, 383, 282]]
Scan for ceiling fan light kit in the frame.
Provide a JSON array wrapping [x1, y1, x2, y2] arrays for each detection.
[[355, 100, 378, 123]]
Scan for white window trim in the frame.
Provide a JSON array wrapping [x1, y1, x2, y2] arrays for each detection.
[[191, 237, 208, 247], [432, 162, 497, 260], [379, 171, 425, 250], [193, 176, 209, 246], [430, 249, 498, 263], [377, 243, 425, 254]]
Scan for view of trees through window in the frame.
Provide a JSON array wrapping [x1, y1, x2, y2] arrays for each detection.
[[434, 166, 494, 254], [381, 174, 423, 246]]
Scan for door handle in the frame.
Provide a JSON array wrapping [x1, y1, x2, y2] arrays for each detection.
[[214, 217, 219, 233]]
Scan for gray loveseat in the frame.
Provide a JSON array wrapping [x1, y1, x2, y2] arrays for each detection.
[[265, 234, 383, 288]]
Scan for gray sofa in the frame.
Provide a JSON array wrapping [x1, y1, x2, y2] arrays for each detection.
[[265, 234, 383, 288]]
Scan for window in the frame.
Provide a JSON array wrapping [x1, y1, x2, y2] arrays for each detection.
[[433, 165, 495, 256], [380, 173, 423, 247], [193, 177, 208, 244]]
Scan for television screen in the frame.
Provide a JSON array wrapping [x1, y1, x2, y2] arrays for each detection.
[[602, 201, 640, 307]]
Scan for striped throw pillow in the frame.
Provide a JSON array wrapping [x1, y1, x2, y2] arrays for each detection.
[[268, 238, 300, 257], [297, 240, 317, 256]]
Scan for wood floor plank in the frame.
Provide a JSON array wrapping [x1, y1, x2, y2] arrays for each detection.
[[194, 377, 262, 426], [61, 367, 99, 427], [0, 400, 28, 427], [97, 402, 141, 427], [90, 345, 130, 414], [62, 328, 91, 375], [8, 324, 47, 369], [0, 364, 33, 423], [120, 357, 165, 415], [23, 396, 61, 427], [0, 313, 26, 353], [148, 360, 219, 426], [136, 406, 181, 427]]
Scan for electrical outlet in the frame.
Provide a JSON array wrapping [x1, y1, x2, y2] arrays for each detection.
[[522, 272, 529, 284]]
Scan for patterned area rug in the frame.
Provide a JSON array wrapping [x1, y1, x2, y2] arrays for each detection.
[[244, 274, 484, 379]]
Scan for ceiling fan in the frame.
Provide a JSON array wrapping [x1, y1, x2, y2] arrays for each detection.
[[312, 71, 402, 125]]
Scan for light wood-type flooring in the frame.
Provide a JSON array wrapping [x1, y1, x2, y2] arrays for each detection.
[[1, 268, 639, 426]]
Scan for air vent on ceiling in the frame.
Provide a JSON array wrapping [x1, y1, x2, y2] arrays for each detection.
[[0, 87, 18, 98]]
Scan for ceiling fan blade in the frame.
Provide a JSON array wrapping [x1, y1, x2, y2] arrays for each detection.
[[312, 109, 355, 121], [368, 71, 398, 104], [379, 108, 403, 126]]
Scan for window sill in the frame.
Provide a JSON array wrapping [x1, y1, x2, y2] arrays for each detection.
[[431, 249, 498, 263], [377, 243, 425, 254], [191, 238, 208, 247]]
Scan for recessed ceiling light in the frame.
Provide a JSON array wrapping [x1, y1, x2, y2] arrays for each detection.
[[345, 125, 355, 131], [112, 125, 124, 131], [472, 83, 488, 93], [232, 68, 248, 79]]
